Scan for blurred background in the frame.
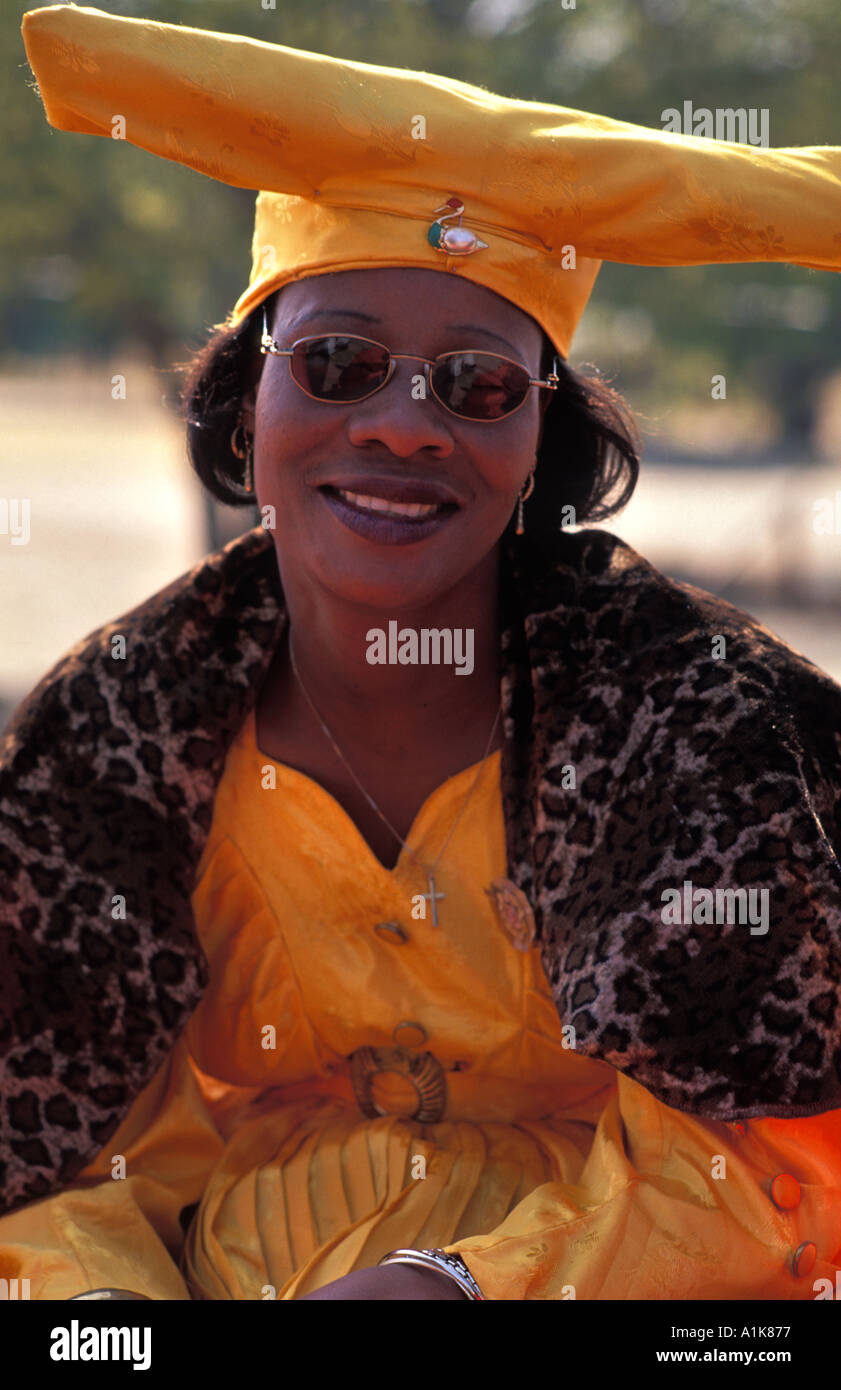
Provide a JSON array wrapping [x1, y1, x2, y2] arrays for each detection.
[[2, 0, 839, 731]]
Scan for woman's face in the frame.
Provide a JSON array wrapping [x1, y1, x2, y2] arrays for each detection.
[[242, 266, 551, 611]]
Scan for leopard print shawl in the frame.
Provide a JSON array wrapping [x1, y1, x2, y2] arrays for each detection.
[[1, 523, 840, 1216]]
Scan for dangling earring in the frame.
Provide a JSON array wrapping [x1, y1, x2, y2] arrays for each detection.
[[230, 416, 254, 494], [515, 462, 536, 536]]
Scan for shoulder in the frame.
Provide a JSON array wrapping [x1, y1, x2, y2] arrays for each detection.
[[508, 526, 841, 847], [516, 524, 840, 702], [1, 525, 279, 755]]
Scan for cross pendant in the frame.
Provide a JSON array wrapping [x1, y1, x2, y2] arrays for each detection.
[[422, 871, 446, 927]]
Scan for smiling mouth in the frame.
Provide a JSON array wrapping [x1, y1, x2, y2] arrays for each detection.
[[321, 486, 457, 521]]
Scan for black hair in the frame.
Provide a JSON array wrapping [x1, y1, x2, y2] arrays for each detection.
[[176, 288, 641, 537]]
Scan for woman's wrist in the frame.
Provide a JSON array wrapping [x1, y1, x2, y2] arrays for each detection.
[[383, 1262, 469, 1300], [297, 1262, 468, 1300]]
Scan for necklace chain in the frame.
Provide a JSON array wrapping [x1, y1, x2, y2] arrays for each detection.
[[287, 636, 502, 891]]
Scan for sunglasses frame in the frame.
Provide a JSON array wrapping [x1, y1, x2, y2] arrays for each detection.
[[259, 307, 560, 421]]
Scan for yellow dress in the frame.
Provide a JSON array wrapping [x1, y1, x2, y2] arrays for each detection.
[[1, 707, 840, 1301]]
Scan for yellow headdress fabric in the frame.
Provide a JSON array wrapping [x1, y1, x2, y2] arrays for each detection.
[[21, 3, 841, 357]]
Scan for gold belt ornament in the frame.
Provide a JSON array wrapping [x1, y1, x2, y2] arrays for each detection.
[[350, 1045, 447, 1123]]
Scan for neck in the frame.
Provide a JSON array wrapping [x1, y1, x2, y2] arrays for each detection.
[[277, 548, 502, 755]]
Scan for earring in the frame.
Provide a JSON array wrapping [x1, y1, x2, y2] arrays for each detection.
[[230, 417, 254, 494], [515, 462, 536, 536]]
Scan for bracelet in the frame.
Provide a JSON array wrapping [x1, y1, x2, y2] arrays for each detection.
[[377, 1247, 485, 1300]]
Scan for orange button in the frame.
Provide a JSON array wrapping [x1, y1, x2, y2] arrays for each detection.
[[792, 1242, 816, 1278], [374, 922, 408, 945], [771, 1173, 801, 1210], [392, 1021, 427, 1048]]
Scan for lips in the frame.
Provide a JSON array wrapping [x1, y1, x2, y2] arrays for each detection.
[[313, 471, 462, 545], [317, 484, 459, 546]]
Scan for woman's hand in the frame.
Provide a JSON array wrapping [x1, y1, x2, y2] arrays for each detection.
[[297, 1263, 468, 1300]]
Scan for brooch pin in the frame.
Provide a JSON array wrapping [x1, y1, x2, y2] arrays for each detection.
[[485, 878, 537, 952], [427, 197, 488, 257]]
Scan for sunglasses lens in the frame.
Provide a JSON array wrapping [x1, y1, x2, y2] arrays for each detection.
[[291, 337, 390, 401], [432, 354, 530, 420], [289, 340, 531, 419]]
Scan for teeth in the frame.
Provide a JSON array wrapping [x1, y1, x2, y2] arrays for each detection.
[[336, 489, 442, 519]]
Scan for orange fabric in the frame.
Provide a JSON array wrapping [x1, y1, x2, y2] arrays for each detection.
[[1, 707, 840, 1299]]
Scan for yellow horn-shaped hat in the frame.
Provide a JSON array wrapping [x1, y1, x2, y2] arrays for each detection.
[[21, 3, 841, 357]]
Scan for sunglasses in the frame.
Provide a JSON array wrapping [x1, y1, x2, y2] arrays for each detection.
[[259, 307, 560, 422]]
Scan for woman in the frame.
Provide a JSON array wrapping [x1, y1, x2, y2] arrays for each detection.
[[3, 5, 841, 1300]]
